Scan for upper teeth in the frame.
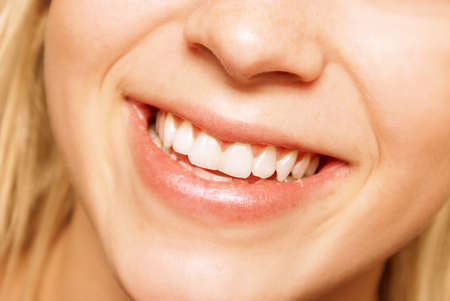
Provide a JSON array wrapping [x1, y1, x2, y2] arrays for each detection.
[[151, 111, 321, 182]]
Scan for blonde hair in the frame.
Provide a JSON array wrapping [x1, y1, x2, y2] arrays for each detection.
[[0, 0, 448, 300], [0, 0, 72, 299]]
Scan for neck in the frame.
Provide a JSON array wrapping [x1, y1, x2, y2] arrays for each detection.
[[40, 204, 383, 301]]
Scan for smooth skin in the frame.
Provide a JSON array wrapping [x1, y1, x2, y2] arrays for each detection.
[[41, 1, 450, 300]]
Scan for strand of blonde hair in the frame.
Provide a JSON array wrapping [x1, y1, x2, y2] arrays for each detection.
[[0, 0, 72, 300]]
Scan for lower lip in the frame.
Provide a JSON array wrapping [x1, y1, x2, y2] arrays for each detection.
[[127, 102, 350, 223]]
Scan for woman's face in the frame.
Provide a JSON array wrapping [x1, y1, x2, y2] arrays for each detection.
[[44, 1, 450, 300]]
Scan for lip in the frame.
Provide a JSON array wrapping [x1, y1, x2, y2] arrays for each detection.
[[126, 100, 350, 223], [124, 93, 345, 159]]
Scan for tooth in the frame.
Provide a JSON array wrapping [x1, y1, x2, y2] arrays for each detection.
[[188, 133, 222, 170], [276, 150, 298, 182], [163, 113, 177, 148], [156, 112, 165, 140], [173, 121, 194, 155], [285, 176, 296, 182], [252, 146, 276, 178], [292, 153, 311, 179], [219, 143, 253, 178], [179, 161, 232, 182], [148, 126, 163, 148], [305, 156, 320, 177], [155, 112, 161, 135]]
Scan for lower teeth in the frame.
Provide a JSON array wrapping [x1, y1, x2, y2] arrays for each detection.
[[178, 161, 233, 182]]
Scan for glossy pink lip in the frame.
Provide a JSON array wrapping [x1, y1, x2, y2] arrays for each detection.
[[127, 101, 350, 223]]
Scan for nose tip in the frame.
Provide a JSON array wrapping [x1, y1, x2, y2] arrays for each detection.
[[183, 1, 326, 84]]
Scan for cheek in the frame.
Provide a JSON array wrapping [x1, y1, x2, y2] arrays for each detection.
[[368, 32, 450, 213], [369, 53, 450, 166], [43, 0, 166, 225], [343, 11, 450, 173], [45, 0, 181, 84], [370, 47, 450, 176], [44, 0, 181, 183], [333, 5, 450, 233]]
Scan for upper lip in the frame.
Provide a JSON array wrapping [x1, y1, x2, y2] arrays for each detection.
[[124, 92, 349, 164]]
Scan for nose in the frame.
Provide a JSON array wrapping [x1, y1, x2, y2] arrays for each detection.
[[184, 1, 326, 84]]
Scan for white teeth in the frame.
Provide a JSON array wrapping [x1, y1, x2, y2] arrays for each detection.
[[156, 112, 165, 142], [162, 113, 177, 148], [305, 156, 320, 177], [152, 111, 322, 182], [188, 133, 222, 170], [276, 150, 298, 182], [173, 121, 194, 155], [219, 143, 253, 178], [252, 146, 276, 178], [148, 126, 162, 148], [292, 153, 311, 179]]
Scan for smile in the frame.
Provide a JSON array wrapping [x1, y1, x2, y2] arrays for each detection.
[[127, 99, 350, 223]]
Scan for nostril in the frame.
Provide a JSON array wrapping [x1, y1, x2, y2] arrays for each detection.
[[188, 43, 318, 85], [188, 44, 304, 85], [250, 71, 303, 84], [188, 42, 224, 66], [188, 43, 213, 56], [188, 42, 206, 51]]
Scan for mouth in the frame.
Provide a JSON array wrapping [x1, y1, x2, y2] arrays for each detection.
[[126, 98, 350, 223]]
